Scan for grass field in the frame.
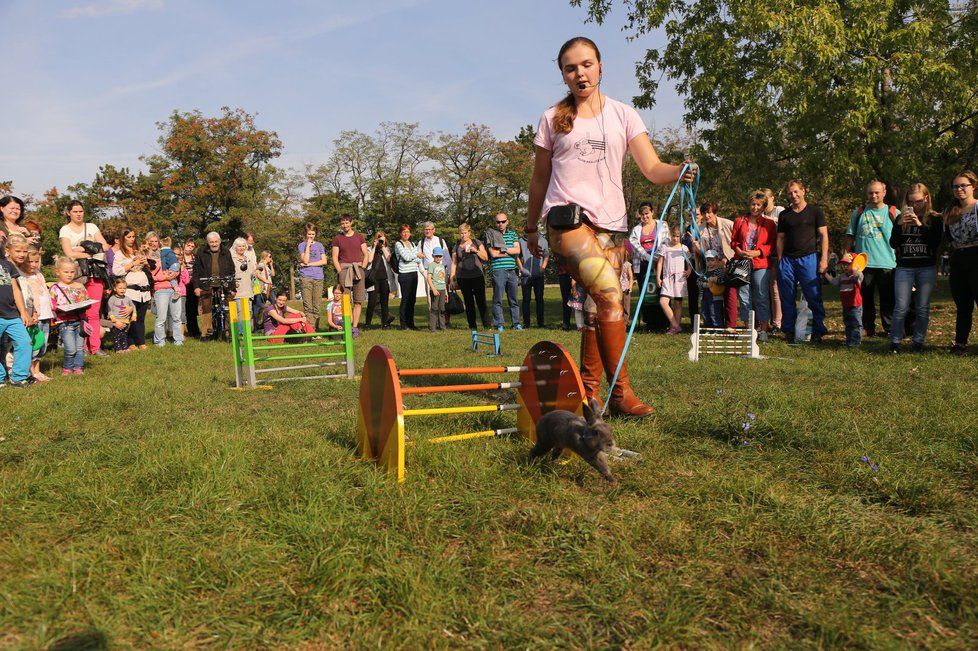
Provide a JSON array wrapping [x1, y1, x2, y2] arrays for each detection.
[[2, 283, 977, 648]]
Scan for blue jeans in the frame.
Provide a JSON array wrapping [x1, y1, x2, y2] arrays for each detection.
[[59, 321, 85, 371], [171, 296, 186, 344], [778, 253, 827, 337], [0, 317, 31, 382], [844, 306, 863, 347], [891, 266, 937, 346], [153, 289, 185, 345], [738, 267, 771, 323], [491, 268, 520, 327], [700, 291, 724, 328]]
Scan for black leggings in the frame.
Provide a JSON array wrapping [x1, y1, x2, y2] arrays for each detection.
[[129, 300, 150, 347], [398, 272, 418, 328], [457, 275, 490, 330], [950, 248, 978, 345], [365, 277, 391, 326]]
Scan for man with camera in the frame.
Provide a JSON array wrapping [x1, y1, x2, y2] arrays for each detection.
[[191, 232, 235, 341]]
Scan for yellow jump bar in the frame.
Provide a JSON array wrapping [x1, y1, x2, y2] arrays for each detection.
[[427, 427, 520, 444], [402, 403, 520, 417]]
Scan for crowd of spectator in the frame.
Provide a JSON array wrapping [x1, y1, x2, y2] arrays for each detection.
[[0, 170, 975, 387]]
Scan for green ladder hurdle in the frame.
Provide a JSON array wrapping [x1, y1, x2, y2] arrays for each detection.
[[229, 294, 355, 388]]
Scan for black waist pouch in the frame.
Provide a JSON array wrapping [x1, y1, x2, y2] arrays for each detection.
[[547, 204, 583, 231]]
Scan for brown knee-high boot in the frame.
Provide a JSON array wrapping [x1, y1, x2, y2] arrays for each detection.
[[579, 325, 604, 409], [595, 318, 654, 418]]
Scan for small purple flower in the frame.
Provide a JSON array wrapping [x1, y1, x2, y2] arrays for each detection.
[[741, 440, 751, 446], [747, 413, 756, 421], [742, 421, 752, 431], [860, 456, 870, 464], [870, 464, 879, 472], [716, 389, 723, 396]]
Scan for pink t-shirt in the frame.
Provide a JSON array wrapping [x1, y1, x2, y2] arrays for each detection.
[[534, 97, 648, 233]]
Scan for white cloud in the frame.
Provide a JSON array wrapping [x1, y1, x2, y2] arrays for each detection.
[[61, 0, 164, 19]]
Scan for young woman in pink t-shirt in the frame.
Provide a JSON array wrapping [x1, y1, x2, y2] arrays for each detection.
[[525, 36, 695, 418]]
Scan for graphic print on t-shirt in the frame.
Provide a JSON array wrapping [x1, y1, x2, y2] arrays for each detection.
[[858, 214, 886, 240], [573, 133, 606, 164]]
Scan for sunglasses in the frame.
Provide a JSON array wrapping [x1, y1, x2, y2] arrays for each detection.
[[495, 220, 507, 224], [952, 183, 973, 190]]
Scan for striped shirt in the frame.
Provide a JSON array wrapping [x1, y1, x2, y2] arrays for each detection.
[[489, 229, 519, 271]]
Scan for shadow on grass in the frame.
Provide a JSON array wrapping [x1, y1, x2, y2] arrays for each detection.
[[47, 629, 108, 651]]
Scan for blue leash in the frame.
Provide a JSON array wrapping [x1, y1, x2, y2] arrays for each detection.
[[601, 162, 699, 415]]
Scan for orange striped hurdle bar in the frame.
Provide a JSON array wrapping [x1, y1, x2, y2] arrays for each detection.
[[356, 341, 586, 482]]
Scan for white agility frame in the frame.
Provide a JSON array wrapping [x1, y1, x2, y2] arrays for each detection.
[[688, 310, 761, 362]]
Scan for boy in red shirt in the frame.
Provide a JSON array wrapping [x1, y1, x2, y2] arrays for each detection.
[[824, 253, 864, 347]]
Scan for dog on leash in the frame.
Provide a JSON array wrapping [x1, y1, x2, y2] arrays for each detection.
[[529, 398, 617, 483]]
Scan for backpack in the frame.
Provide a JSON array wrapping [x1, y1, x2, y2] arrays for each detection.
[[390, 243, 401, 275]]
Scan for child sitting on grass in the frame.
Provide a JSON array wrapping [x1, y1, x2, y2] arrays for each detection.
[[51, 257, 89, 376], [262, 289, 316, 344], [107, 277, 136, 353], [824, 252, 864, 348], [325, 284, 346, 331], [0, 234, 35, 387]]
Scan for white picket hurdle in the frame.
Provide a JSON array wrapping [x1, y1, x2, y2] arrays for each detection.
[[689, 310, 761, 362]]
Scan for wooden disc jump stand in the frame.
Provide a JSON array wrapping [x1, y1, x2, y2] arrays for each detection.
[[356, 340, 586, 482]]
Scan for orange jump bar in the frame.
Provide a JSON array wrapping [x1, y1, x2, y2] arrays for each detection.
[[401, 381, 521, 395], [398, 365, 526, 376]]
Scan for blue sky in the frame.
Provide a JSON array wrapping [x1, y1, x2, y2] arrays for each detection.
[[2, 0, 684, 199]]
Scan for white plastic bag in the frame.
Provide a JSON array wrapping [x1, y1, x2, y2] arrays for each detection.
[[795, 297, 813, 342]]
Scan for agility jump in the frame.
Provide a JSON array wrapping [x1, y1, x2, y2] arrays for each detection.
[[229, 295, 355, 388], [688, 310, 761, 362], [356, 341, 586, 482], [471, 330, 501, 357]]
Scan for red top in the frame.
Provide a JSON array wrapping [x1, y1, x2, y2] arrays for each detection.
[[331, 232, 367, 264], [731, 215, 777, 270]]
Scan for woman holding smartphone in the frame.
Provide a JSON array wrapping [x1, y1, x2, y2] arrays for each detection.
[[888, 184, 942, 353], [525, 36, 694, 417]]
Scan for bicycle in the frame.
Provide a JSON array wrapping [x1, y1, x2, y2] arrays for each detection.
[[198, 275, 237, 341]]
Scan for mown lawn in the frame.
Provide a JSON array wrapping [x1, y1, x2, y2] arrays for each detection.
[[2, 283, 977, 648]]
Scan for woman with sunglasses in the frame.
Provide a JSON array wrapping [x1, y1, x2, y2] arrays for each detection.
[[888, 184, 942, 352], [525, 37, 694, 417], [944, 171, 978, 355]]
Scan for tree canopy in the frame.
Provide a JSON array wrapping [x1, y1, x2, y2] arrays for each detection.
[[574, 0, 978, 210]]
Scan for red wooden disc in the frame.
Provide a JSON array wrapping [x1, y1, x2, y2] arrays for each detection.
[[517, 341, 586, 443], [356, 345, 405, 482]]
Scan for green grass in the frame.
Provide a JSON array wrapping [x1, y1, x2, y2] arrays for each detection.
[[2, 283, 977, 648]]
